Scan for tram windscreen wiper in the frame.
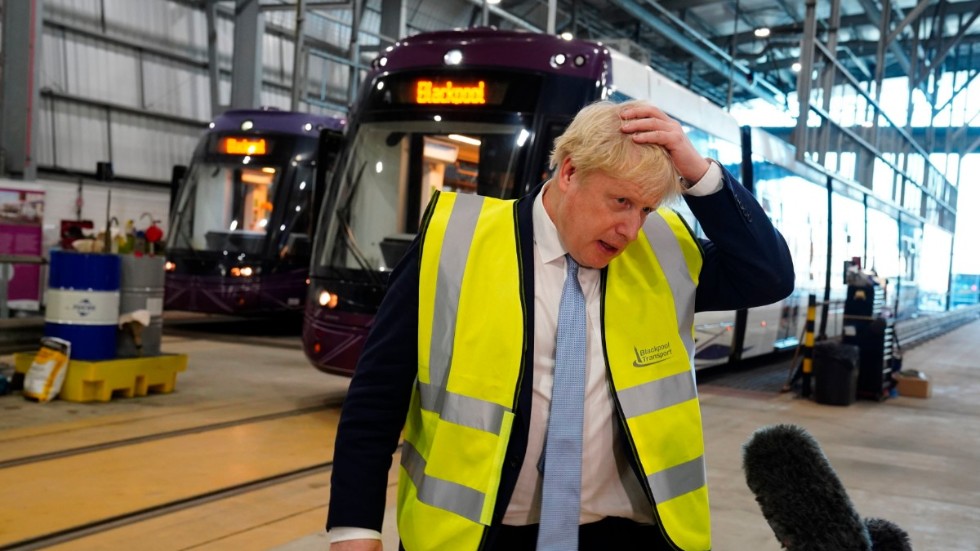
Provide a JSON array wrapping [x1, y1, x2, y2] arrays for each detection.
[[332, 161, 382, 285]]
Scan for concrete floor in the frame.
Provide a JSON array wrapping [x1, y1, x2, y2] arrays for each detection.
[[2, 318, 978, 550]]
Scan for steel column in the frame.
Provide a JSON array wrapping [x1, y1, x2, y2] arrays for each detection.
[[230, 0, 265, 109], [291, 0, 307, 110], [0, 0, 44, 179], [793, 0, 818, 161], [379, 0, 405, 45]]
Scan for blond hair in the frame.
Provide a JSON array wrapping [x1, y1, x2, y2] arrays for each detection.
[[550, 100, 683, 202]]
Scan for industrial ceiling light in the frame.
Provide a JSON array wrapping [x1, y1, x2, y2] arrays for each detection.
[[754, 27, 771, 38]]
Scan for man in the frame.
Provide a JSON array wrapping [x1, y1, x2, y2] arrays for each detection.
[[327, 100, 795, 550]]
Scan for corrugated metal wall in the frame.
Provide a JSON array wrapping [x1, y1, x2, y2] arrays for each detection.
[[8, 0, 480, 184], [40, 0, 209, 182]]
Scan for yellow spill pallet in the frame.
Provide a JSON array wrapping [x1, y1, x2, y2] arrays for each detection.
[[14, 352, 188, 403]]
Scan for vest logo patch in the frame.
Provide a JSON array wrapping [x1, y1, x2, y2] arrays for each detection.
[[633, 342, 673, 367]]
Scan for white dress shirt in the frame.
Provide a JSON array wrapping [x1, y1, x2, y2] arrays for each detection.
[[329, 163, 724, 542]]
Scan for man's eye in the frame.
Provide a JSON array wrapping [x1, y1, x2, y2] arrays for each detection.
[[616, 198, 627, 204], [642, 207, 653, 214]]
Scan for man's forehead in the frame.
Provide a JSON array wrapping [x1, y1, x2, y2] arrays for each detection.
[[587, 172, 663, 207]]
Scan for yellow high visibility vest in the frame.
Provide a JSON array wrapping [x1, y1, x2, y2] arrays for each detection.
[[400, 190, 709, 551]]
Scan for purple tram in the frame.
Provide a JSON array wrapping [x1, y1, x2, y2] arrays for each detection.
[[165, 109, 344, 315], [303, 29, 610, 375]]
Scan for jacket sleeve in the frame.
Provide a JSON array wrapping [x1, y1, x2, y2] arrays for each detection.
[[685, 165, 795, 313], [326, 238, 421, 531]]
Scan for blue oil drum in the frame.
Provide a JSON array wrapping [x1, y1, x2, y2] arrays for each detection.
[[44, 251, 121, 361]]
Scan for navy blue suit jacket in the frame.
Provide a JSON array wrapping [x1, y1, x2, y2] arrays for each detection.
[[327, 167, 795, 542]]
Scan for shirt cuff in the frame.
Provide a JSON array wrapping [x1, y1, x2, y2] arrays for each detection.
[[683, 159, 723, 197], [328, 527, 383, 543]]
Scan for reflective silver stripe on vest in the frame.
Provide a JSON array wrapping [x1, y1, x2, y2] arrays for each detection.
[[642, 212, 696, 361], [629, 211, 705, 504], [617, 370, 697, 420], [418, 380, 507, 434], [401, 439, 486, 523], [422, 193, 507, 434], [429, 194, 486, 402], [647, 455, 706, 503]]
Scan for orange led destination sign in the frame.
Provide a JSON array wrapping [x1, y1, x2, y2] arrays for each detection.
[[220, 137, 268, 155], [416, 80, 487, 105]]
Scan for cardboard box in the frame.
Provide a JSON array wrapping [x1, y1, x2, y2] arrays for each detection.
[[895, 372, 932, 399]]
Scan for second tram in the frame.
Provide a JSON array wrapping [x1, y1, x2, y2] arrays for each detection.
[[165, 109, 344, 315]]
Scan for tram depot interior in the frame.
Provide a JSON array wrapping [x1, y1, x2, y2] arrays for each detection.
[[1, 0, 980, 549]]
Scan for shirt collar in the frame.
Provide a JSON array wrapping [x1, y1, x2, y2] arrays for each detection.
[[533, 181, 568, 266]]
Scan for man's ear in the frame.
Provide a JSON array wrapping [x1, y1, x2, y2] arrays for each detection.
[[557, 157, 576, 191]]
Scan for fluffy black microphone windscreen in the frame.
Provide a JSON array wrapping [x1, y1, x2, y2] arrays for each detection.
[[864, 517, 913, 551], [742, 424, 872, 551]]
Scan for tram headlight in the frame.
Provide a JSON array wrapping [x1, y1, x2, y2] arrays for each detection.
[[318, 289, 339, 309], [230, 266, 255, 278], [165, 261, 176, 272]]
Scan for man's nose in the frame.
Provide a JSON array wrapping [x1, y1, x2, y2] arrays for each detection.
[[618, 212, 643, 242]]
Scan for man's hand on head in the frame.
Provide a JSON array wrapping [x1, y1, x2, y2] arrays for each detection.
[[619, 103, 711, 184]]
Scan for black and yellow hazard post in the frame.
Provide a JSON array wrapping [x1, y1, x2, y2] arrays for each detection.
[[800, 294, 817, 397]]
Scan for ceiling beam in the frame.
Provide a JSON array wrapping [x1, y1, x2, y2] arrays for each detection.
[[657, 0, 729, 9], [760, 125, 980, 154], [913, 8, 980, 86], [715, 0, 979, 54], [885, 0, 931, 45], [609, 0, 785, 106]]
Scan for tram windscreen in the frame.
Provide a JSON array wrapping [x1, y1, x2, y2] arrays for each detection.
[[169, 162, 282, 254], [316, 120, 530, 273]]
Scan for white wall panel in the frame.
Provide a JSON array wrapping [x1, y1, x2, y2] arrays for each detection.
[[142, 55, 211, 120], [109, 112, 202, 182], [36, 98, 56, 169], [41, 30, 68, 95], [411, 0, 470, 30], [260, 88, 291, 111], [307, 10, 353, 46], [102, 0, 205, 53], [264, 32, 289, 85], [44, 0, 102, 31], [47, 0, 206, 55], [62, 33, 141, 107], [307, 56, 352, 104], [217, 15, 234, 59], [47, 100, 110, 173], [0, 177, 171, 252]]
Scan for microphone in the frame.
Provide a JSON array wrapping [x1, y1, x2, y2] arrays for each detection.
[[864, 517, 913, 551], [742, 424, 872, 551]]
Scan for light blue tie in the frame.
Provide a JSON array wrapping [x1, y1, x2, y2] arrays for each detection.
[[537, 255, 586, 551]]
